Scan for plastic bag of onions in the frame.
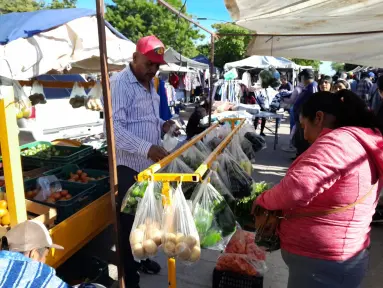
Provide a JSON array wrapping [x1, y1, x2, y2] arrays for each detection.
[[162, 183, 201, 264], [129, 181, 163, 260]]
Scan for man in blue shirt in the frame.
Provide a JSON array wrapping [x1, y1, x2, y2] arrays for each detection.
[[292, 69, 318, 158], [107, 35, 179, 288], [0, 220, 69, 288]]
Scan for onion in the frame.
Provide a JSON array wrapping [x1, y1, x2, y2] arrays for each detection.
[[143, 239, 158, 256], [175, 233, 185, 244], [132, 243, 145, 259], [184, 235, 197, 248], [189, 246, 201, 262], [148, 229, 162, 246], [164, 232, 176, 243], [175, 242, 191, 261], [130, 229, 144, 245], [138, 224, 146, 231], [164, 241, 176, 257]]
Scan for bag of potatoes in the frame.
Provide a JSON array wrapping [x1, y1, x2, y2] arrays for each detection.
[[162, 183, 201, 264], [130, 181, 163, 260]]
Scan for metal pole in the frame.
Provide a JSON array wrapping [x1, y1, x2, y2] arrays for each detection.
[[95, 1, 125, 287], [208, 34, 215, 126]]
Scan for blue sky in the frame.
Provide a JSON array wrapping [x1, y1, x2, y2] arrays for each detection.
[[73, 0, 334, 75]]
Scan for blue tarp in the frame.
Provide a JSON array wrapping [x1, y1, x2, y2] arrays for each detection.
[[192, 55, 210, 65], [0, 8, 132, 45]]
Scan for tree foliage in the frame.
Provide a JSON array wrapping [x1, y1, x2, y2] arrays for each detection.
[[106, 0, 204, 58], [290, 58, 322, 70], [0, 0, 76, 14], [331, 62, 345, 73]]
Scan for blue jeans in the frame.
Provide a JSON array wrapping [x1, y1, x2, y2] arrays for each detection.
[[281, 249, 369, 288]]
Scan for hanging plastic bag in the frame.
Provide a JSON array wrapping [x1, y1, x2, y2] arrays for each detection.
[[163, 124, 179, 152], [85, 82, 103, 111], [217, 152, 253, 199], [69, 82, 87, 109], [195, 140, 212, 156], [216, 229, 267, 276], [121, 181, 162, 215], [209, 162, 234, 202], [13, 81, 33, 119], [191, 176, 236, 250], [162, 183, 201, 263], [228, 134, 253, 175], [159, 158, 197, 199], [181, 145, 205, 170], [34, 175, 62, 202], [130, 181, 163, 260], [29, 81, 46, 105]]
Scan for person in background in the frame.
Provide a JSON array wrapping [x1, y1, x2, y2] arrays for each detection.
[[350, 74, 358, 93], [356, 72, 375, 107], [279, 76, 293, 92], [186, 99, 211, 140], [105, 35, 179, 288], [318, 75, 332, 92], [334, 79, 350, 91], [339, 71, 348, 80], [254, 90, 383, 288], [292, 69, 318, 158], [0, 220, 70, 287], [372, 75, 383, 120], [244, 92, 256, 104]]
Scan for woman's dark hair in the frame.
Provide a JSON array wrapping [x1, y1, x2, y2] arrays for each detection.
[[301, 90, 383, 135], [319, 75, 332, 84], [377, 75, 383, 91], [335, 79, 350, 90]]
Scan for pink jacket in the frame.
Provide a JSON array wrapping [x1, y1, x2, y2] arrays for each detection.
[[256, 127, 383, 261]]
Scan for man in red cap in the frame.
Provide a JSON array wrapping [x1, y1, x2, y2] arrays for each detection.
[[105, 35, 179, 287]]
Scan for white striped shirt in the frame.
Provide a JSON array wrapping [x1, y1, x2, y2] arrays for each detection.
[[105, 65, 164, 172]]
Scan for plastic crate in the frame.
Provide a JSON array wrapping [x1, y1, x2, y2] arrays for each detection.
[[20, 141, 94, 168], [44, 164, 109, 199], [79, 154, 109, 171], [24, 180, 96, 223], [213, 269, 263, 288]]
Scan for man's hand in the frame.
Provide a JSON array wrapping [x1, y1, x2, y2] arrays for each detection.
[[148, 145, 169, 162], [162, 120, 181, 136]]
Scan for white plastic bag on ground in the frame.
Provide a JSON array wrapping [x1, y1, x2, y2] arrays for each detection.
[[130, 181, 163, 260], [162, 183, 201, 264]]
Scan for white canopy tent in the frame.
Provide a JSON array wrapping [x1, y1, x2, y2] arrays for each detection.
[[159, 63, 191, 73], [0, 15, 136, 80], [224, 55, 298, 71], [164, 47, 209, 70], [224, 0, 383, 67]]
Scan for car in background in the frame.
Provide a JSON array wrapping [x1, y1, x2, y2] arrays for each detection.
[[18, 74, 103, 145]]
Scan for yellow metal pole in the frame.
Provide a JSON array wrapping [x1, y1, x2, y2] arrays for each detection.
[[0, 85, 27, 226]]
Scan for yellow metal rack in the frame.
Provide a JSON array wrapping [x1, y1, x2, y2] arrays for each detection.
[[137, 117, 245, 288]]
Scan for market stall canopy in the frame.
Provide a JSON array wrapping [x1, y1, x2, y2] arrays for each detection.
[[0, 8, 136, 80], [225, 0, 383, 67], [224, 55, 298, 71], [164, 48, 209, 70], [159, 63, 190, 73]]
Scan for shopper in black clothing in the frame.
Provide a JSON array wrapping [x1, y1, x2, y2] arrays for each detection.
[[279, 76, 293, 91], [375, 76, 383, 121], [186, 100, 210, 140]]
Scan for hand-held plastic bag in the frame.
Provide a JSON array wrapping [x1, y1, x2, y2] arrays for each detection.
[[163, 124, 179, 152], [217, 152, 253, 199], [228, 134, 253, 175], [130, 181, 163, 260], [29, 81, 46, 105], [69, 82, 87, 108], [34, 175, 62, 202], [121, 181, 162, 215], [216, 229, 267, 276], [191, 176, 236, 250], [162, 184, 201, 263], [85, 82, 103, 111], [13, 81, 33, 119]]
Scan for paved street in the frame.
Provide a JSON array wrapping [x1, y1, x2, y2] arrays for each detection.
[[65, 116, 383, 288]]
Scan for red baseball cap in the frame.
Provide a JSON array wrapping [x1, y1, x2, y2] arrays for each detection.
[[136, 35, 167, 65]]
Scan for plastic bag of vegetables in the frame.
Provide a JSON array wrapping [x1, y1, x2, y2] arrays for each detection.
[[195, 140, 212, 156], [69, 82, 87, 109], [209, 162, 234, 202], [29, 81, 47, 105], [159, 158, 196, 199], [162, 183, 201, 263], [85, 82, 103, 111], [217, 152, 253, 199], [228, 134, 253, 175], [129, 181, 163, 260], [13, 81, 33, 119], [121, 181, 162, 215], [191, 176, 236, 250], [163, 124, 179, 152], [216, 229, 267, 276], [34, 175, 62, 202], [181, 145, 205, 170]]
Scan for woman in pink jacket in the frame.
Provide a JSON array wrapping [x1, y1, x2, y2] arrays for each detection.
[[254, 90, 383, 288]]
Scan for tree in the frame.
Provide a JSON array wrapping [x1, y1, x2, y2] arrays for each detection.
[[290, 58, 322, 71], [0, 0, 43, 13], [106, 0, 204, 58], [47, 0, 76, 9], [331, 62, 345, 73]]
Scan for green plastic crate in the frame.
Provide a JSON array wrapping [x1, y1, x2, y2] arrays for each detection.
[[44, 164, 109, 199], [20, 141, 94, 168], [24, 180, 96, 223]]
